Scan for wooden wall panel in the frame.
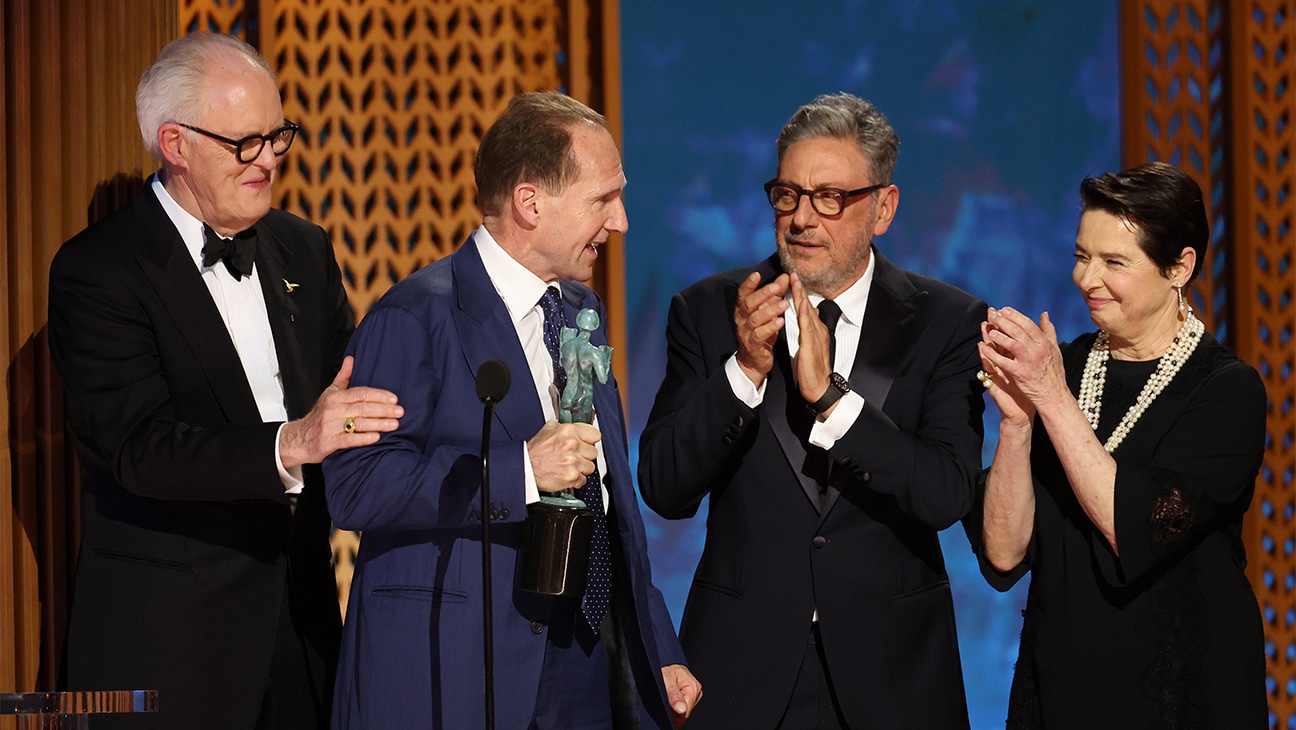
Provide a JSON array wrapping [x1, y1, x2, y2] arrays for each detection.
[[1228, 2, 1296, 724], [1121, 1, 1230, 335], [2, 0, 173, 701], [1124, 1, 1295, 724], [263, 1, 564, 318]]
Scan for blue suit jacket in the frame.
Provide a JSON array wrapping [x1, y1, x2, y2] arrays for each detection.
[[324, 234, 685, 728]]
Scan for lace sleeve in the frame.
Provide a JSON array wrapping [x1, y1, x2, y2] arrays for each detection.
[[1145, 472, 1209, 557]]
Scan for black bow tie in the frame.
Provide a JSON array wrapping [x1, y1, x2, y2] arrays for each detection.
[[201, 223, 257, 280]]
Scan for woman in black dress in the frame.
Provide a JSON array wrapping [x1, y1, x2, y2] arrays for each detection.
[[967, 162, 1268, 728]]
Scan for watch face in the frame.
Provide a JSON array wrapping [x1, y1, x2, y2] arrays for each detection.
[[831, 372, 850, 393]]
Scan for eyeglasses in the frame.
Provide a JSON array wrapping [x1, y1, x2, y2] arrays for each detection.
[[176, 121, 300, 164], [763, 179, 888, 216]]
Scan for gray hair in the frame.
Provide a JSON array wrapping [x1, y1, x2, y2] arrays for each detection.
[[135, 33, 276, 158], [776, 92, 899, 184]]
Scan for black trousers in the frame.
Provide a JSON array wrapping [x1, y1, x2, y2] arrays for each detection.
[[779, 622, 850, 730]]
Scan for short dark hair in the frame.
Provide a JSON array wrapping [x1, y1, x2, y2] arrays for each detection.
[[1079, 162, 1208, 281], [474, 91, 609, 216], [776, 92, 899, 184]]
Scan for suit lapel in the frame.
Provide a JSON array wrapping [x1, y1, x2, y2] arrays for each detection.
[[819, 250, 918, 519], [848, 251, 915, 408], [254, 225, 313, 419], [727, 260, 824, 513], [132, 188, 262, 424], [451, 235, 546, 442], [768, 336, 824, 512]]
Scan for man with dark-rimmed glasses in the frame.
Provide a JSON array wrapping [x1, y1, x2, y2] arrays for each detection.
[[48, 32, 401, 730], [640, 92, 985, 728]]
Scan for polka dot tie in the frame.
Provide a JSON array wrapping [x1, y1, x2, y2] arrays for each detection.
[[539, 286, 611, 631]]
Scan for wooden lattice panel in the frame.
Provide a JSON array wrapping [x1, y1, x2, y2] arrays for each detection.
[[1229, 2, 1296, 725], [263, 1, 563, 316], [180, 0, 250, 36], [1223, 4, 1296, 726], [1122, 1, 1230, 337]]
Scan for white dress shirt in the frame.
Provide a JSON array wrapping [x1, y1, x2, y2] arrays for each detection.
[[724, 251, 876, 446], [152, 173, 302, 492], [724, 253, 876, 622], [473, 226, 611, 507]]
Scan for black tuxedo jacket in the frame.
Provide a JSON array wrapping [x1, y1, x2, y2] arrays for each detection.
[[639, 251, 984, 728], [47, 184, 352, 730]]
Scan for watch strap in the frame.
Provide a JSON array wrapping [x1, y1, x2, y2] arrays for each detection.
[[806, 372, 850, 415]]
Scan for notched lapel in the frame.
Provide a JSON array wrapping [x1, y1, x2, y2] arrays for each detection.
[[452, 241, 545, 442]]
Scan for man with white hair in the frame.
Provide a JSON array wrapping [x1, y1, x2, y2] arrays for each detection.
[[48, 33, 401, 729]]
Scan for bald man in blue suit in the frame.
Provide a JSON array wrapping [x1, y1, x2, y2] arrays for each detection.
[[323, 91, 701, 729]]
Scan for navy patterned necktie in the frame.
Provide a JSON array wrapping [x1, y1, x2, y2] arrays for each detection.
[[538, 286, 611, 631]]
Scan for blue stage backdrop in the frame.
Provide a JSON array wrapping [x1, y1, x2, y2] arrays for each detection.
[[619, 2, 1118, 726]]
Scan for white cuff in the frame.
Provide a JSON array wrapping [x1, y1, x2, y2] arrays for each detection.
[[724, 354, 766, 408], [523, 440, 541, 505], [809, 392, 865, 450], [274, 422, 304, 494]]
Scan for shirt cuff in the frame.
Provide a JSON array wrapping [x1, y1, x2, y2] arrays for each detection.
[[809, 391, 865, 449], [724, 354, 766, 408], [274, 422, 304, 494], [523, 440, 541, 504]]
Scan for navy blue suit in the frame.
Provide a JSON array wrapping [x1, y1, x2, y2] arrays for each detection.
[[323, 234, 685, 728]]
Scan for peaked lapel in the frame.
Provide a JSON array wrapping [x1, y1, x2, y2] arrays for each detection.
[[450, 235, 547, 442], [767, 335, 825, 512], [846, 250, 916, 408], [728, 257, 824, 513], [254, 223, 313, 419], [132, 187, 262, 424], [819, 250, 920, 518]]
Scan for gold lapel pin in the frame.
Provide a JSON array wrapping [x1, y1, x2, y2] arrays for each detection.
[[283, 279, 300, 293]]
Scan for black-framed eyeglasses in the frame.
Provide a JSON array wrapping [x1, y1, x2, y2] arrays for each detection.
[[763, 179, 888, 216], [176, 121, 300, 164]]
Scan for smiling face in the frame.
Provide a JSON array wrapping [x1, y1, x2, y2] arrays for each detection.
[[522, 123, 628, 282], [1073, 209, 1191, 356], [161, 49, 286, 236], [773, 136, 896, 299]]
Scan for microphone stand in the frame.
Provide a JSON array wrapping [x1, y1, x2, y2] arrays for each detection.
[[476, 360, 510, 730]]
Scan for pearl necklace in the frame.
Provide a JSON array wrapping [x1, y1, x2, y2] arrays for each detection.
[[1077, 313, 1205, 453]]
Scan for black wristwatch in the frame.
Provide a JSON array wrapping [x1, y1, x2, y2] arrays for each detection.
[[806, 372, 850, 416]]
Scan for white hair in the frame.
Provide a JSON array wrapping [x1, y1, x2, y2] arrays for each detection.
[[134, 33, 275, 158]]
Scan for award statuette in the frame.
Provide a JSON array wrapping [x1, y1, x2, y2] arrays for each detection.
[[516, 308, 613, 598]]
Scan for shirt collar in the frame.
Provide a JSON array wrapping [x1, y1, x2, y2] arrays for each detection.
[[799, 246, 876, 327], [473, 225, 558, 325], [150, 172, 209, 271]]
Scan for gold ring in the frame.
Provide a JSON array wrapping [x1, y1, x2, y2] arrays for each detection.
[[343, 416, 356, 434], [976, 370, 992, 389]]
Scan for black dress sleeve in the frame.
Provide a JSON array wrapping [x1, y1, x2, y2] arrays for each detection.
[[1095, 353, 1266, 586]]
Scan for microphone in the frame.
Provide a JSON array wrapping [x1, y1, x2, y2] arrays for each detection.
[[476, 359, 511, 404], [475, 359, 509, 730]]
